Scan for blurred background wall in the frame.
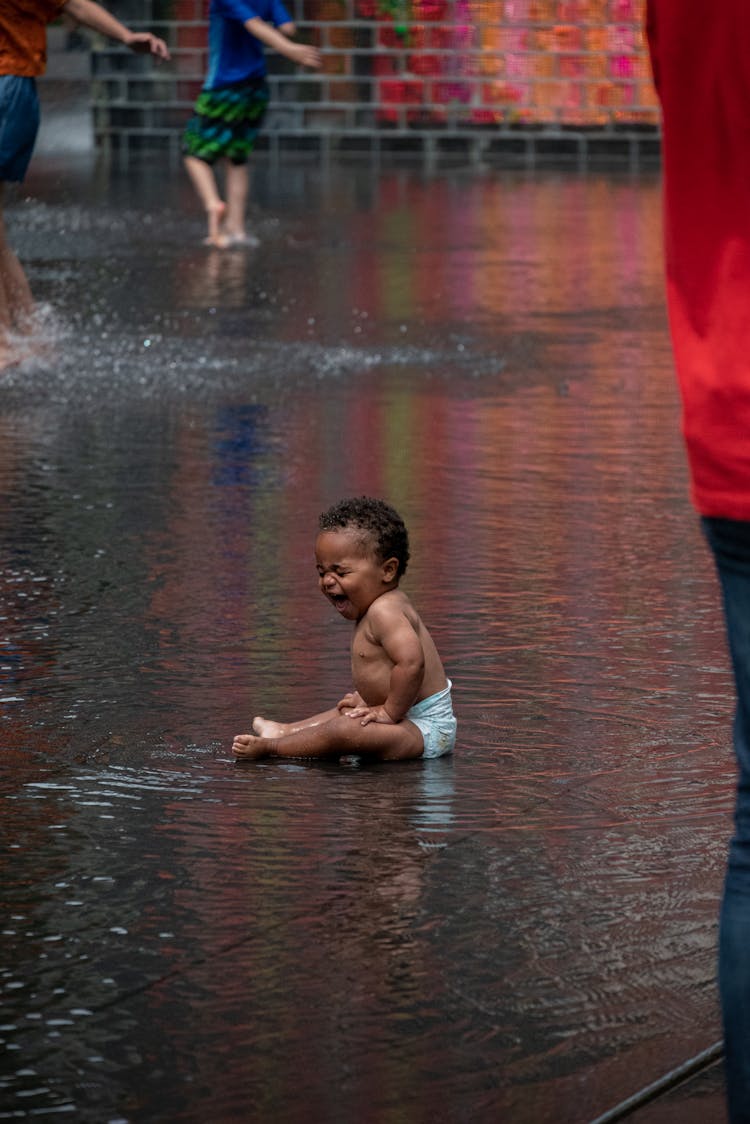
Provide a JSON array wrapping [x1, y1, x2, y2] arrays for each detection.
[[39, 0, 659, 165]]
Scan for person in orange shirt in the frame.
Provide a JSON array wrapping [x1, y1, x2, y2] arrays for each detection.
[[0, 0, 169, 368]]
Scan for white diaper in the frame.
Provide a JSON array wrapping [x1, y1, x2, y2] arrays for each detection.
[[405, 680, 457, 759]]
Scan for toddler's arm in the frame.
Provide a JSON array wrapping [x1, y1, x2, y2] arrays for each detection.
[[352, 663, 423, 726], [347, 604, 425, 726], [245, 17, 321, 69]]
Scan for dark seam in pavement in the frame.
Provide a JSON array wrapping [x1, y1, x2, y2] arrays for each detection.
[[588, 1039, 724, 1123]]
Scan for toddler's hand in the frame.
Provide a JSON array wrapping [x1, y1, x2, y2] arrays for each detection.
[[337, 691, 363, 711], [346, 705, 396, 726]]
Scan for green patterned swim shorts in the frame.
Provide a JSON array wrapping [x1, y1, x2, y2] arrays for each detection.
[[182, 78, 270, 165]]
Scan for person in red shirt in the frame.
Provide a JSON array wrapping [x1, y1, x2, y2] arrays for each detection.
[[0, 0, 169, 368], [647, 3, 750, 1118]]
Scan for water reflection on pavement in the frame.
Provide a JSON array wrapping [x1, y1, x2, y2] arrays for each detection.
[[0, 159, 730, 1122]]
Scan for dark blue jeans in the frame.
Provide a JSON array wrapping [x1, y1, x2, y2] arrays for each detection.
[[703, 516, 750, 1122]]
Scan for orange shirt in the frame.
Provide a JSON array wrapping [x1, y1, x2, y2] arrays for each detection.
[[647, 1, 750, 519], [0, 0, 68, 77]]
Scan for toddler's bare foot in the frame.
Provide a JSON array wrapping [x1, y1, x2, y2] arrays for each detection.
[[233, 733, 272, 760], [252, 716, 288, 738]]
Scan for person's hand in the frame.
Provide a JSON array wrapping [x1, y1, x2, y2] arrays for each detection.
[[337, 691, 364, 711], [125, 31, 170, 60], [289, 42, 321, 69], [344, 704, 397, 727]]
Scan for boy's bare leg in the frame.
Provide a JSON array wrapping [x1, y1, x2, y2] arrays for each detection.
[[183, 155, 227, 247], [233, 713, 424, 762], [0, 188, 34, 330], [0, 189, 35, 369], [224, 163, 257, 246], [0, 247, 34, 328]]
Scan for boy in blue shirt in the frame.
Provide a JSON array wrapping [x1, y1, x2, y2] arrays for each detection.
[[182, 0, 320, 248]]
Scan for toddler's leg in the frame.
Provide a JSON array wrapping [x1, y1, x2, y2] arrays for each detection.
[[233, 714, 424, 762], [252, 706, 342, 738]]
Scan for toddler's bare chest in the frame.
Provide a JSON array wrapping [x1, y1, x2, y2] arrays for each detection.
[[350, 627, 388, 666]]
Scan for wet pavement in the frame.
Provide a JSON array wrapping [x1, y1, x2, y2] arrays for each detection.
[[0, 155, 733, 1122]]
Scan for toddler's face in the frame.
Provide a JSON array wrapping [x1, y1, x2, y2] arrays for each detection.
[[315, 527, 394, 621]]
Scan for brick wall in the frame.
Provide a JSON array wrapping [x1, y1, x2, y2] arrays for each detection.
[[86, 0, 659, 164]]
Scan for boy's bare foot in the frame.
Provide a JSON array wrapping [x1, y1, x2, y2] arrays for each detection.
[[203, 234, 230, 248], [0, 330, 34, 371], [252, 716, 287, 738], [205, 201, 227, 247], [233, 733, 272, 760], [225, 232, 260, 248]]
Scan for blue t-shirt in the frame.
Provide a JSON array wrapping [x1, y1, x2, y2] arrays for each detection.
[[205, 0, 292, 89]]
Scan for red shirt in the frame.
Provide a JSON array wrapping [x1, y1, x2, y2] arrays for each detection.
[[0, 0, 68, 77], [647, 0, 750, 519]]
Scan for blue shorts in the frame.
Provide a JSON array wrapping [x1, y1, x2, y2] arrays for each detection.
[[406, 680, 457, 759], [0, 76, 40, 182]]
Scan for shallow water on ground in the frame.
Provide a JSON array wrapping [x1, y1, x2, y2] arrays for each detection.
[[0, 160, 731, 1122]]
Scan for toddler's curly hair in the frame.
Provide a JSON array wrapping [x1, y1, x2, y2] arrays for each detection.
[[318, 496, 410, 577]]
